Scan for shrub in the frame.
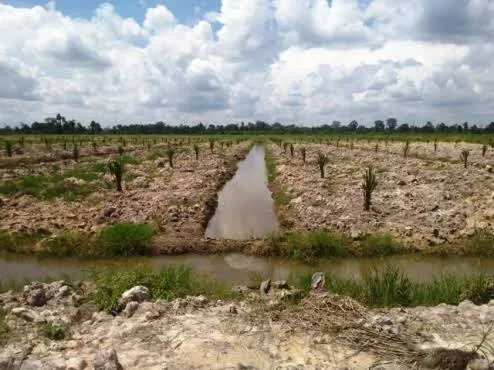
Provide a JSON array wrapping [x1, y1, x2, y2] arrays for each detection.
[[362, 166, 377, 211], [36, 231, 89, 258]]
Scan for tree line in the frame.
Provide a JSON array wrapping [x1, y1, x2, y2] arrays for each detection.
[[1, 114, 494, 135]]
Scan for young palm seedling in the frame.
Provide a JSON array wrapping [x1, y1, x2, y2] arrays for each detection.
[[108, 157, 124, 192], [300, 147, 306, 163], [482, 144, 487, 157], [290, 144, 294, 157], [193, 144, 200, 160], [283, 142, 288, 154], [374, 143, 379, 153], [316, 152, 329, 178], [403, 140, 410, 158], [118, 146, 124, 156], [434, 139, 438, 152], [5, 141, 12, 158], [92, 141, 98, 154], [209, 139, 215, 154], [362, 165, 378, 211], [73, 145, 79, 162], [460, 149, 470, 168], [166, 147, 175, 168]]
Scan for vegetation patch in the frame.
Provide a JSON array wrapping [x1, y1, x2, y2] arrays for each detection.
[[356, 233, 405, 257], [89, 264, 237, 312], [464, 230, 494, 257], [0, 308, 9, 346], [290, 265, 494, 308], [40, 322, 71, 341]]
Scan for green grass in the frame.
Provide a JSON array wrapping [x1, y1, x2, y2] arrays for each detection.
[[35, 223, 156, 258], [290, 265, 494, 308], [465, 230, 494, 256], [40, 322, 71, 341], [0, 229, 47, 254], [89, 264, 237, 312], [265, 231, 349, 261], [357, 233, 405, 256], [264, 146, 277, 184], [273, 187, 292, 206]]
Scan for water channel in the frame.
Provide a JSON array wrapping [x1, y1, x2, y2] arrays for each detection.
[[1, 144, 493, 285]]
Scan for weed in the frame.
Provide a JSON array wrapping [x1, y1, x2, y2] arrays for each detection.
[[434, 139, 438, 152], [374, 143, 378, 153], [316, 152, 329, 178], [36, 231, 89, 258], [460, 149, 470, 168], [364, 266, 412, 307], [362, 165, 378, 211], [209, 139, 215, 154], [40, 322, 71, 341], [108, 157, 124, 191], [290, 143, 294, 157], [482, 144, 488, 157], [118, 146, 124, 156]]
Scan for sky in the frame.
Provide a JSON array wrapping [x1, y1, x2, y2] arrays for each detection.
[[0, 0, 493, 126]]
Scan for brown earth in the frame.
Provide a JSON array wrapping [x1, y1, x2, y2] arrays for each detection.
[[268, 140, 494, 251]]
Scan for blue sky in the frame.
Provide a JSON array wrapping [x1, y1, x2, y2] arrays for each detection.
[[0, 0, 221, 23]]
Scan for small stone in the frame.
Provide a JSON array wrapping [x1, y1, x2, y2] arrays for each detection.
[[11, 307, 36, 322], [24, 288, 47, 307], [103, 207, 117, 217], [271, 280, 289, 290], [66, 357, 88, 370], [486, 165, 493, 173], [123, 301, 140, 318], [311, 272, 325, 290], [468, 358, 490, 370], [118, 285, 149, 311], [260, 279, 271, 295], [190, 295, 208, 306], [397, 180, 406, 186], [228, 304, 238, 314], [430, 204, 440, 212], [58, 285, 71, 298], [93, 349, 123, 370], [432, 229, 440, 238]]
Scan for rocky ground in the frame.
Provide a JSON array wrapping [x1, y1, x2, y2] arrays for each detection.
[[269, 140, 494, 251], [1, 279, 494, 369], [0, 140, 250, 249]]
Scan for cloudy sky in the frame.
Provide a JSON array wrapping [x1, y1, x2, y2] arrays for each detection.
[[0, 0, 493, 127]]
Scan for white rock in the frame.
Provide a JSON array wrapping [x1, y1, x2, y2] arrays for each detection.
[[66, 357, 88, 370], [118, 286, 149, 310]]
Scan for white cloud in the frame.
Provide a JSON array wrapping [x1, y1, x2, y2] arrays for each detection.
[[0, 0, 493, 126]]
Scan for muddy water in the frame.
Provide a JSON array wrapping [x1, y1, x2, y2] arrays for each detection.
[[205, 144, 278, 239], [2, 253, 494, 285]]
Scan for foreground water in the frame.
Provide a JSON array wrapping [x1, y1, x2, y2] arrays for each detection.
[[2, 253, 494, 285], [205, 144, 278, 239]]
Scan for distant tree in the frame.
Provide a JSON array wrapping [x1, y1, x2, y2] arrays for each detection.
[[386, 118, 397, 131], [397, 123, 410, 132], [347, 120, 358, 131], [374, 120, 385, 131]]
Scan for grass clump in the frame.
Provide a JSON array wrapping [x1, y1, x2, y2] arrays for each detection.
[[266, 231, 349, 261], [264, 147, 277, 184], [300, 147, 306, 163], [89, 265, 236, 312], [166, 147, 175, 168], [291, 266, 494, 308], [40, 322, 71, 341], [193, 144, 199, 160], [465, 230, 494, 257], [36, 231, 89, 258], [89, 223, 155, 257], [5, 141, 13, 157], [357, 233, 404, 256], [362, 165, 377, 211], [403, 140, 410, 158]]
